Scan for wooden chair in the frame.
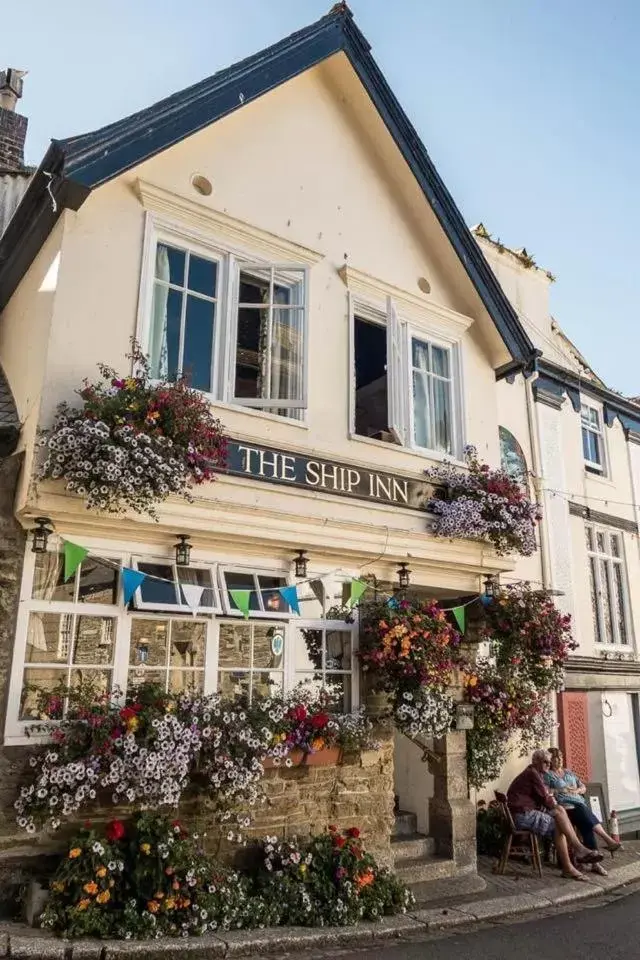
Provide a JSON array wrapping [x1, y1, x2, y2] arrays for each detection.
[[494, 791, 543, 878]]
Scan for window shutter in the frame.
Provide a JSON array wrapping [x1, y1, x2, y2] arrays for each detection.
[[386, 296, 406, 445]]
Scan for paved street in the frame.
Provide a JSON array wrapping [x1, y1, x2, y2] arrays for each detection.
[[327, 889, 640, 960]]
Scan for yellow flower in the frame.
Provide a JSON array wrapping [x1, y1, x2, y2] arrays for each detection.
[[69, 847, 82, 859], [83, 882, 98, 896], [147, 900, 160, 914], [299, 864, 307, 874], [51, 881, 65, 893], [165, 898, 176, 911], [96, 890, 111, 904], [126, 716, 139, 732], [125, 377, 137, 390], [77, 898, 91, 911], [96, 867, 107, 878], [140, 843, 151, 855]]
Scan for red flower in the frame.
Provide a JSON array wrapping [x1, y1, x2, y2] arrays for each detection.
[[334, 836, 346, 849], [105, 819, 126, 842], [310, 712, 330, 730], [119, 707, 137, 722], [346, 827, 361, 839]]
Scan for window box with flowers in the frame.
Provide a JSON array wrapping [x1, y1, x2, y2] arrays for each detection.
[[425, 446, 542, 556], [38, 342, 226, 519]]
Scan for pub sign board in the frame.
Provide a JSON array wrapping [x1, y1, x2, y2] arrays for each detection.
[[220, 440, 438, 512]]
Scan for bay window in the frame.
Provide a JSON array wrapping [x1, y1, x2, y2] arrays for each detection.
[[351, 296, 461, 457], [140, 221, 308, 421], [586, 525, 632, 647]]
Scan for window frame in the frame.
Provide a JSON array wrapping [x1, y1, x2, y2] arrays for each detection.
[[581, 401, 606, 474], [130, 557, 222, 615], [290, 617, 360, 710], [218, 566, 295, 619], [127, 612, 216, 696], [586, 523, 633, 649], [407, 327, 459, 457]]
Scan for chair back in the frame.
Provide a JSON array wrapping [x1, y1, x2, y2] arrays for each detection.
[[494, 791, 516, 833]]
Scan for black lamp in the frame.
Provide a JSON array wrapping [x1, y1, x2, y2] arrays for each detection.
[[397, 562, 411, 590], [483, 575, 498, 600], [32, 517, 53, 554], [175, 534, 192, 567], [293, 549, 309, 579]]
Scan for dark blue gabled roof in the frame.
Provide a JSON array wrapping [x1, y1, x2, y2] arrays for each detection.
[[0, 3, 537, 370]]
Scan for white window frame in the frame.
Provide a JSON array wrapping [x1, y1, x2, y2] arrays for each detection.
[[131, 557, 222, 614], [581, 401, 606, 474], [136, 215, 310, 422], [218, 566, 294, 619], [215, 619, 288, 703], [227, 261, 309, 412], [349, 295, 463, 458], [586, 524, 633, 649], [289, 618, 360, 709], [127, 611, 216, 696]]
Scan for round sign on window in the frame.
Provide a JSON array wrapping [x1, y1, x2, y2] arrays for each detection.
[[271, 629, 284, 658]]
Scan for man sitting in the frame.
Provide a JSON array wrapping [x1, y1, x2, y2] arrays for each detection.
[[507, 748, 603, 881]]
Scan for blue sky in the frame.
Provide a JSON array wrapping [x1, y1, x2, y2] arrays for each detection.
[[6, 0, 639, 394]]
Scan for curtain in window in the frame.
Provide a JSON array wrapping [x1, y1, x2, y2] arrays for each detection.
[[412, 341, 430, 448], [149, 245, 170, 380]]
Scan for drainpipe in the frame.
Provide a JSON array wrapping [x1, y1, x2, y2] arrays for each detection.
[[524, 375, 558, 746]]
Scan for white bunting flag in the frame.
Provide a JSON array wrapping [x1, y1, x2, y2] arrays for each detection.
[[180, 583, 205, 616]]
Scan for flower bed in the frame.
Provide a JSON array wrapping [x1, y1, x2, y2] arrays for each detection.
[[39, 342, 226, 518], [40, 814, 413, 938], [425, 445, 541, 556], [358, 599, 464, 740]]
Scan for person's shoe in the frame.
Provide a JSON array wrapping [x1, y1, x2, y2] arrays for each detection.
[[606, 841, 623, 855], [592, 863, 608, 877], [576, 851, 604, 865]]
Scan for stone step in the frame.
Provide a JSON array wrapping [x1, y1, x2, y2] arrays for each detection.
[[394, 855, 458, 885], [391, 833, 435, 862], [392, 810, 417, 837]]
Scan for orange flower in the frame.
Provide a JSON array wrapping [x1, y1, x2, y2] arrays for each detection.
[[77, 898, 91, 911], [96, 890, 111, 904], [154, 891, 165, 900], [96, 867, 107, 878], [355, 869, 375, 890], [311, 737, 325, 752], [179, 898, 191, 909], [83, 882, 98, 896], [69, 847, 82, 859], [147, 900, 160, 914]]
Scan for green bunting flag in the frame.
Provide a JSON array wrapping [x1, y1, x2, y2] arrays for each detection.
[[230, 589, 252, 619], [63, 540, 89, 582], [348, 579, 368, 608], [452, 605, 466, 634]]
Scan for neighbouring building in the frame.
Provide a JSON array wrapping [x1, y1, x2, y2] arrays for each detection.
[[0, 5, 543, 894], [479, 227, 640, 834]]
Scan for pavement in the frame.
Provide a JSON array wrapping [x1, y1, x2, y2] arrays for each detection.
[[3, 842, 640, 958]]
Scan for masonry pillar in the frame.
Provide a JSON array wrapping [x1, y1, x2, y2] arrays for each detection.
[[428, 730, 476, 873]]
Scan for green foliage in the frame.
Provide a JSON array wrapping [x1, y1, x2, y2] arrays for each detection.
[[476, 803, 506, 858]]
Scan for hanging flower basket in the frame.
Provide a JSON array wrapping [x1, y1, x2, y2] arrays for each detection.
[[39, 341, 227, 519], [425, 445, 542, 556]]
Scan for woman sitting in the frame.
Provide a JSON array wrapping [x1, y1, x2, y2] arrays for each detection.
[[544, 747, 621, 876]]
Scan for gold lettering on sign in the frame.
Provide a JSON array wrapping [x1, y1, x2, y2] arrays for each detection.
[[392, 478, 409, 504], [258, 450, 279, 478], [347, 469, 360, 493], [281, 455, 296, 481]]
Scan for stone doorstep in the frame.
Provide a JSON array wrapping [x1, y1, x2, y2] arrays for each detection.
[[6, 858, 640, 960]]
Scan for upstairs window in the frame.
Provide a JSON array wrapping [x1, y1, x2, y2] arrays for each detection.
[[352, 297, 460, 456], [581, 403, 605, 473], [586, 525, 631, 647], [132, 560, 221, 614], [220, 568, 292, 618]]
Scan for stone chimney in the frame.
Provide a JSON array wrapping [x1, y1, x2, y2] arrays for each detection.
[[0, 69, 28, 172]]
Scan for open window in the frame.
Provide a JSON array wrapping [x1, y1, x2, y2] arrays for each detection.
[[219, 568, 293, 618], [229, 262, 308, 417], [581, 402, 606, 474], [131, 559, 221, 614]]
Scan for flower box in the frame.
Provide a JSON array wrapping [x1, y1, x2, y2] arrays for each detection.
[[263, 746, 342, 769]]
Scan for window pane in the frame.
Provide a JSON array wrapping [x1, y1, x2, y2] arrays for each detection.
[[156, 243, 185, 286], [324, 674, 352, 712], [224, 572, 260, 612], [596, 532, 606, 554], [182, 296, 215, 392], [128, 669, 166, 693], [69, 669, 111, 703], [589, 557, 601, 643], [588, 432, 601, 464], [585, 526, 594, 551], [218, 671, 251, 700], [270, 307, 303, 402], [274, 282, 291, 305], [32, 552, 74, 602], [218, 623, 252, 669], [187, 256, 217, 297], [582, 428, 591, 462], [354, 317, 389, 439], [170, 621, 205, 668], [252, 625, 285, 669], [325, 630, 352, 671], [252, 671, 283, 700], [412, 370, 431, 449], [235, 306, 267, 399], [613, 565, 628, 644], [296, 581, 325, 619], [412, 339, 430, 371], [295, 628, 323, 672], [26, 613, 71, 664], [130, 619, 168, 667], [610, 534, 621, 559], [598, 559, 614, 643], [78, 558, 118, 605], [257, 575, 288, 614], [137, 563, 178, 606], [178, 567, 216, 609], [239, 272, 269, 305], [149, 285, 182, 382], [431, 346, 450, 378], [73, 616, 115, 665], [169, 670, 204, 695], [20, 668, 67, 720], [432, 376, 452, 453]]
